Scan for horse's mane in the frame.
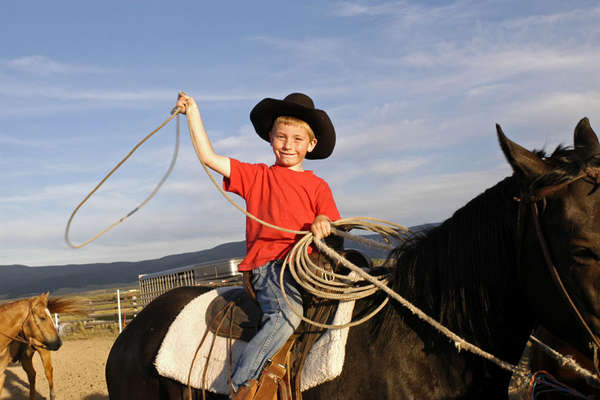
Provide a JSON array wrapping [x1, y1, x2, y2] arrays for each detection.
[[48, 296, 89, 315], [385, 176, 520, 345], [0, 295, 88, 315], [531, 145, 600, 190], [377, 145, 597, 349]]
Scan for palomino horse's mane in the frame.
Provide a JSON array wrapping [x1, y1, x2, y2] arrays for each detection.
[[379, 144, 596, 349], [47, 296, 89, 315], [0, 295, 88, 316]]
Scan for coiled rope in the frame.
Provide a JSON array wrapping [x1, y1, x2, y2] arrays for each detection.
[[188, 113, 529, 374], [189, 115, 600, 383]]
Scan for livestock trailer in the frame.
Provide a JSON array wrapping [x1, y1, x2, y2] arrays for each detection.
[[138, 258, 243, 306]]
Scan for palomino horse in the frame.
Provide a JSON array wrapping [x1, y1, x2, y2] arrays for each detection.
[[7, 296, 87, 400], [8, 343, 55, 400], [0, 293, 62, 399], [106, 119, 600, 399]]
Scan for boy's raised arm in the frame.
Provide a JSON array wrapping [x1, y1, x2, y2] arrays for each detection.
[[176, 92, 231, 178]]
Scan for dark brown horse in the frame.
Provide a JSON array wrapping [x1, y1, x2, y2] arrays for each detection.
[[106, 118, 600, 399]]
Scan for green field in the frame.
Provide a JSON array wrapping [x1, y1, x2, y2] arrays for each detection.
[[52, 285, 140, 339]]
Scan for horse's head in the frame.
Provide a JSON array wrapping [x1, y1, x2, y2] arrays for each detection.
[[23, 292, 62, 351], [498, 118, 600, 358]]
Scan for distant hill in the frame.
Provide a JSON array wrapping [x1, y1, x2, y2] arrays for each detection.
[[0, 241, 246, 300], [0, 223, 438, 300]]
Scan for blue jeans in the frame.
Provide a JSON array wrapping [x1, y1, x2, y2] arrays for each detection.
[[231, 260, 303, 392]]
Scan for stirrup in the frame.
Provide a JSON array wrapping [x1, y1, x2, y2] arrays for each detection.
[[252, 336, 296, 400], [232, 379, 258, 400]]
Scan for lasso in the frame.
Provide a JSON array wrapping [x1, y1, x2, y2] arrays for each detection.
[[64, 110, 180, 248], [65, 104, 600, 386]]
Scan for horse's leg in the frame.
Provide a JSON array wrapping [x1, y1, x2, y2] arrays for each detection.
[[37, 348, 55, 400], [21, 352, 37, 400], [0, 351, 10, 398]]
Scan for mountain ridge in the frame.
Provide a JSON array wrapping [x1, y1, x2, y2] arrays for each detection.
[[0, 223, 438, 299]]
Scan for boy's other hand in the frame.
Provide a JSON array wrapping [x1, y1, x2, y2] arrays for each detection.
[[311, 215, 332, 240]]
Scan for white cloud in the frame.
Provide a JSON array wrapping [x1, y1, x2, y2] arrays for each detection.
[[3, 1, 600, 267], [504, 6, 600, 30], [466, 83, 511, 98], [0, 135, 56, 148], [333, 0, 480, 26], [333, 1, 398, 17], [320, 157, 429, 188], [251, 35, 348, 72], [369, 158, 428, 175], [4, 55, 106, 75], [336, 164, 511, 225]]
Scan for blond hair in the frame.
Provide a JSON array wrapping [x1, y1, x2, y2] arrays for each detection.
[[272, 116, 315, 140]]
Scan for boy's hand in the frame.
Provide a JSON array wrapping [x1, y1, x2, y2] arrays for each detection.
[[311, 215, 332, 240], [175, 91, 198, 115]]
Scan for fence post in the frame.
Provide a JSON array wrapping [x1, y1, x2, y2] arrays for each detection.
[[132, 295, 138, 319], [117, 289, 123, 333]]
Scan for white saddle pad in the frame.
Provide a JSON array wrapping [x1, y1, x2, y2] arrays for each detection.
[[154, 287, 354, 393]]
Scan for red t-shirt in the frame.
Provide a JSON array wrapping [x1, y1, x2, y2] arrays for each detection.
[[223, 158, 340, 271]]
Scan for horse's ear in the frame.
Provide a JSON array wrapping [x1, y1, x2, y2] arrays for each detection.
[[497, 124, 550, 180], [574, 117, 600, 157]]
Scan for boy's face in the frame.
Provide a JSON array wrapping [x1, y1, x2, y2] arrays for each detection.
[[270, 122, 317, 171]]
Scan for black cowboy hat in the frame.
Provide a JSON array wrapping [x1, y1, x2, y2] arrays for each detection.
[[250, 92, 336, 159]]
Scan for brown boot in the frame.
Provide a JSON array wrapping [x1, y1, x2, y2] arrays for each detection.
[[232, 379, 258, 400]]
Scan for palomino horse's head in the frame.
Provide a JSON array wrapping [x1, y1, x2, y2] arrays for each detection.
[[23, 293, 62, 351], [498, 118, 600, 360]]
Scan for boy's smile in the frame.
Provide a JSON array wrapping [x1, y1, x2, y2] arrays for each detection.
[[270, 122, 317, 171]]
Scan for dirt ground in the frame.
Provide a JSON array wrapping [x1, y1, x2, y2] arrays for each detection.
[[1, 336, 116, 400]]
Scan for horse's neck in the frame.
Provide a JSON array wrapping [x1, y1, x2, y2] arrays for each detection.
[[0, 300, 29, 347], [340, 300, 513, 398], [390, 177, 533, 361]]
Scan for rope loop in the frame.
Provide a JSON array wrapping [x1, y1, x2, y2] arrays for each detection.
[[65, 110, 181, 248]]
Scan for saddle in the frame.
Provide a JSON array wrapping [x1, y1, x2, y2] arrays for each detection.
[[205, 247, 371, 400], [205, 287, 262, 342]]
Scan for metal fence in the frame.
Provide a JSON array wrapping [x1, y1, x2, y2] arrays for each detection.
[[54, 288, 139, 336], [138, 258, 243, 305]]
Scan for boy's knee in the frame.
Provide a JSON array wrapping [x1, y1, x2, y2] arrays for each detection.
[[283, 306, 303, 330]]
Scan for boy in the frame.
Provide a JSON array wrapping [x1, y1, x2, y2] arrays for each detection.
[[175, 92, 340, 399]]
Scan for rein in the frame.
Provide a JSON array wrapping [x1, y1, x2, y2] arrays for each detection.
[[0, 302, 49, 350], [186, 301, 236, 400], [521, 169, 600, 376], [0, 328, 29, 346]]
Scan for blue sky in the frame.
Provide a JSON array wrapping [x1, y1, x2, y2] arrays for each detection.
[[2, 1, 600, 266]]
